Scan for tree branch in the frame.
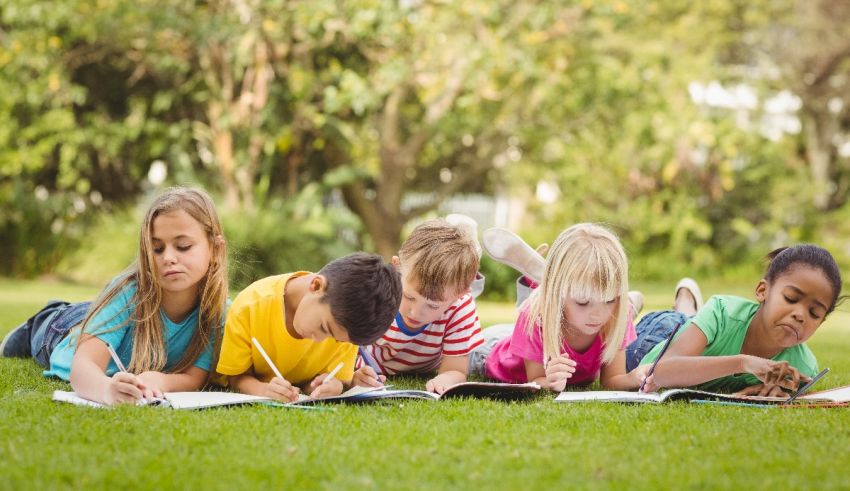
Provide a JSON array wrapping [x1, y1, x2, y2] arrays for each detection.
[[402, 57, 468, 158]]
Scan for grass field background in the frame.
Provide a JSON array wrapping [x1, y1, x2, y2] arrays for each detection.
[[1, 278, 849, 490]]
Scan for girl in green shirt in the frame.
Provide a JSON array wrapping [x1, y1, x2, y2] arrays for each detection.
[[631, 245, 843, 395]]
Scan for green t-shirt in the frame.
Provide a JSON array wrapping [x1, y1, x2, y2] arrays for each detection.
[[639, 295, 818, 393]]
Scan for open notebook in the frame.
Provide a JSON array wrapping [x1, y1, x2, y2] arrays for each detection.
[[52, 385, 385, 410], [337, 381, 542, 403], [52, 381, 541, 408], [555, 384, 850, 406]]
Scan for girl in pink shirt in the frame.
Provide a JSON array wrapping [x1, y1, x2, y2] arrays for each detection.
[[470, 223, 638, 391]]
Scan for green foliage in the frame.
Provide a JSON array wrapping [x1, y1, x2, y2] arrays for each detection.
[[505, 1, 843, 280], [0, 181, 107, 277], [223, 185, 362, 292], [2, 0, 849, 282], [52, 184, 362, 291], [54, 207, 139, 286], [478, 257, 522, 303]]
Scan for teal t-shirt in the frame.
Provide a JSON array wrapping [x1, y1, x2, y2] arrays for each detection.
[[639, 295, 818, 393], [44, 281, 218, 381]]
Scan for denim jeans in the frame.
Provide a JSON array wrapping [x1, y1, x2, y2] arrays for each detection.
[[515, 276, 537, 307], [625, 310, 691, 372], [25, 301, 92, 368], [468, 323, 513, 377]]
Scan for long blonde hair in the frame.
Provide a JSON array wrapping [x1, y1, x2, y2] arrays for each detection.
[[76, 187, 228, 375], [526, 223, 628, 365]]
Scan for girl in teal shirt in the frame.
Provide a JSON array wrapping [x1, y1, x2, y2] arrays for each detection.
[[1, 187, 229, 405]]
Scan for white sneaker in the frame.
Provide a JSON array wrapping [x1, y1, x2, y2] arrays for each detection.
[[446, 213, 481, 258], [674, 277, 704, 315], [627, 291, 644, 318], [481, 227, 545, 283]]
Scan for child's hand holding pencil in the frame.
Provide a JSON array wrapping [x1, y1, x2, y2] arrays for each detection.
[[103, 341, 150, 405], [264, 377, 302, 402], [633, 365, 658, 393], [252, 337, 301, 402], [308, 362, 345, 399], [352, 366, 386, 388], [352, 347, 386, 388]]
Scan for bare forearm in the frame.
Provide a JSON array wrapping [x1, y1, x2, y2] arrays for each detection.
[[158, 372, 206, 392], [69, 359, 113, 403], [653, 355, 745, 388], [601, 372, 640, 390], [229, 373, 268, 395]]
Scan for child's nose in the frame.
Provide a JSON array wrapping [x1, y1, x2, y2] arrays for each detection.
[[590, 305, 608, 321], [408, 303, 422, 317], [162, 248, 177, 264]]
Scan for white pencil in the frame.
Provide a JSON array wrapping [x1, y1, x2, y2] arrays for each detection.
[[322, 362, 344, 385], [105, 342, 128, 372], [251, 337, 285, 381], [106, 341, 152, 404]]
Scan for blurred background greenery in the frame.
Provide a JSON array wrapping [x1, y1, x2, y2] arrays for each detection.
[[1, 0, 848, 299]]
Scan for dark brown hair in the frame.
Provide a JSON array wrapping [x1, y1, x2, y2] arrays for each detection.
[[319, 252, 402, 345], [765, 244, 843, 314]]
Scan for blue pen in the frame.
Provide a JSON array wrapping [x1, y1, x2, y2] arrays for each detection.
[[358, 346, 383, 381]]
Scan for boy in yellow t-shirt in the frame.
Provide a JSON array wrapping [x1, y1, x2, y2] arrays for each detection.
[[216, 253, 401, 401]]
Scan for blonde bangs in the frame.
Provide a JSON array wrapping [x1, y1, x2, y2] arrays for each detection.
[[560, 252, 623, 304]]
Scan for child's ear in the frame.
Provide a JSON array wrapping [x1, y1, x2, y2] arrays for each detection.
[[310, 274, 328, 293], [391, 256, 401, 270], [754, 279, 768, 302]]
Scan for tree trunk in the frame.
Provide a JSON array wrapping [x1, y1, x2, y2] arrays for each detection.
[[802, 109, 837, 211], [211, 124, 240, 210], [371, 218, 405, 260]]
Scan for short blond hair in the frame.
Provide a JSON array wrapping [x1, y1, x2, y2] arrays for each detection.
[[398, 219, 479, 301], [527, 223, 629, 365]]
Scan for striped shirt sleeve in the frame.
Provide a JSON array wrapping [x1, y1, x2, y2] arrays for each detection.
[[440, 294, 484, 356]]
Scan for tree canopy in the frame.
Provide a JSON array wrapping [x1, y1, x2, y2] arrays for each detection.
[[2, 0, 848, 285]]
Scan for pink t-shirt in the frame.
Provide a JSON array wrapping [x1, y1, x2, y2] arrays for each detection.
[[484, 303, 637, 385]]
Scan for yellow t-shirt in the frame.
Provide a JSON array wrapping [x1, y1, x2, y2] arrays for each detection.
[[216, 272, 356, 386]]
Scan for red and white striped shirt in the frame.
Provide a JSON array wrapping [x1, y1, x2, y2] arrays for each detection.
[[358, 294, 484, 375]]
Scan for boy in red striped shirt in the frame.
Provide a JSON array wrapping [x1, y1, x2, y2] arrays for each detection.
[[352, 218, 484, 393]]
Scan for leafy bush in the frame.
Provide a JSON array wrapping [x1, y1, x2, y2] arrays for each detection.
[[0, 181, 104, 278], [55, 206, 138, 286], [223, 185, 363, 292]]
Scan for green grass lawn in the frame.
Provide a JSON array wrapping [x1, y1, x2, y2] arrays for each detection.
[[2, 278, 850, 490]]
